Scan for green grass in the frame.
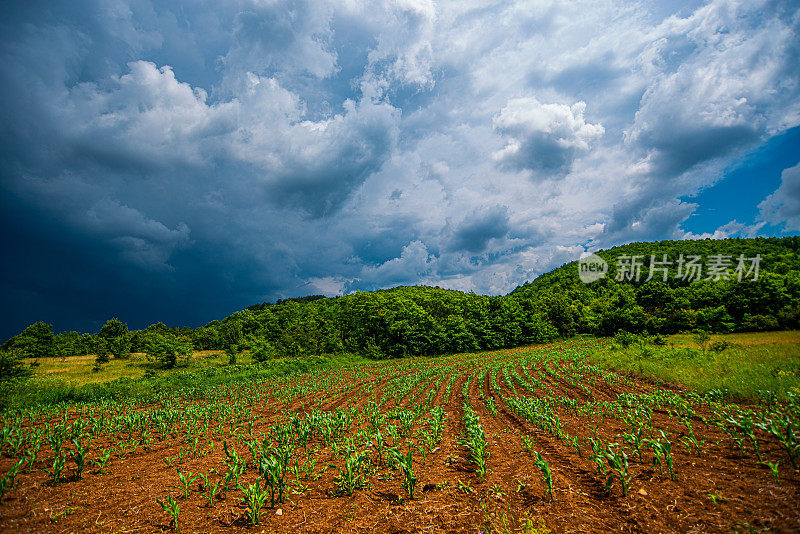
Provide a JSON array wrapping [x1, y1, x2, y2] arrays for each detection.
[[3, 352, 367, 412], [588, 331, 800, 400], [7, 331, 800, 410], [22, 350, 260, 385]]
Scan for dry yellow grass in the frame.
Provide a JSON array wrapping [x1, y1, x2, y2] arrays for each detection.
[[23, 350, 257, 386]]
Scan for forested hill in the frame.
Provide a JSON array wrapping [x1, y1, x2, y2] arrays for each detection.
[[4, 237, 800, 360], [511, 236, 800, 337]]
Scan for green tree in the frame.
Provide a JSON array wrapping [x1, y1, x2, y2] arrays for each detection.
[[95, 338, 110, 364], [0, 349, 32, 381], [99, 318, 128, 339], [99, 318, 131, 359], [145, 333, 193, 369], [9, 322, 55, 358], [250, 338, 278, 362]]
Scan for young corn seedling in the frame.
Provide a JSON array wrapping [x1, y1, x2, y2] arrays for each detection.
[[223, 458, 245, 492], [290, 456, 312, 493], [461, 405, 489, 477], [23, 440, 42, 473], [568, 434, 583, 458], [175, 471, 200, 499], [484, 397, 499, 417], [93, 449, 111, 474], [624, 428, 645, 462], [0, 459, 25, 501], [533, 452, 553, 501], [679, 419, 706, 455], [588, 438, 607, 477], [372, 430, 387, 466], [397, 411, 416, 437], [199, 473, 221, 507], [389, 445, 417, 500], [430, 406, 445, 443], [45, 452, 66, 484], [647, 432, 675, 481], [222, 441, 246, 491], [258, 444, 292, 506], [329, 450, 368, 496], [521, 435, 535, 456], [758, 414, 799, 469], [602, 445, 631, 497], [156, 495, 180, 533], [71, 439, 88, 480], [761, 460, 780, 483]]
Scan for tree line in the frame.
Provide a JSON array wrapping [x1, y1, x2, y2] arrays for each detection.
[[2, 236, 798, 370]]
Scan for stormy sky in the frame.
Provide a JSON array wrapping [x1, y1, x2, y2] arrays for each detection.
[[1, 0, 799, 338]]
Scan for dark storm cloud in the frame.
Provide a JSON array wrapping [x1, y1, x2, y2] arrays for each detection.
[[1, 0, 799, 339], [448, 206, 510, 253]]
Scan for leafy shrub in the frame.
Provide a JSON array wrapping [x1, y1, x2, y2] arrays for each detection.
[[145, 333, 193, 369], [614, 331, 639, 348], [0, 350, 32, 381], [250, 339, 278, 362], [95, 339, 110, 364]]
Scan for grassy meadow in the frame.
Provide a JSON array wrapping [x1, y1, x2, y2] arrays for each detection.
[[589, 330, 800, 400], [7, 331, 800, 409]]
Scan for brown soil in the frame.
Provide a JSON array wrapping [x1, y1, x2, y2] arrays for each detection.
[[1, 348, 798, 534]]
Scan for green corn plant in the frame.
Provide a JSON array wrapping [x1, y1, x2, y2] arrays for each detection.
[[47, 432, 64, 457], [223, 458, 245, 492], [289, 456, 312, 493], [429, 406, 445, 443], [397, 411, 416, 437], [0, 459, 25, 500], [568, 434, 583, 458], [175, 471, 199, 499], [624, 428, 645, 462], [297, 421, 312, 455], [198, 473, 221, 507], [484, 397, 499, 417], [246, 438, 260, 468], [521, 435, 535, 455], [222, 440, 246, 490], [258, 453, 282, 506], [387, 425, 399, 446], [23, 440, 42, 473], [679, 419, 706, 455], [588, 438, 606, 477], [156, 495, 180, 532], [602, 445, 631, 496], [416, 438, 431, 467], [533, 452, 553, 501], [190, 436, 200, 458], [647, 431, 675, 481], [389, 446, 417, 500], [758, 414, 799, 469], [761, 460, 780, 483], [258, 444, 292, 506], [93, 449, 111, 474], [372, 430, 387, 466], [71, 438, 88, 480], [329, 450, 368, 496], [461, 405, 489, 477], [44, 452, 66, 484]]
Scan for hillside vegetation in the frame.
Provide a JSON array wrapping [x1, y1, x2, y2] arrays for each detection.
[[2, 237, 799, 366]]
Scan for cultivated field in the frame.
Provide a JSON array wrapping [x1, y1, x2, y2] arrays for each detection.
[[1, 335, 799, 533]]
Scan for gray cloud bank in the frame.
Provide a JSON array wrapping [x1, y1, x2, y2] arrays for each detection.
[[1, 0, 798, 336]]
